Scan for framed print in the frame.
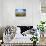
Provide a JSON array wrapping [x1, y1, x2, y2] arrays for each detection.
[[15, 9, 26, 17]]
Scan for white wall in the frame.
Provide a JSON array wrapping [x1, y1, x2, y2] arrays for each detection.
[[0, 0, 2, 25], [1, 0, 41, 26]]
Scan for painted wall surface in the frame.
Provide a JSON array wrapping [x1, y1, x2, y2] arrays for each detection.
[[0, 0, 2, 26], [0, 0, 41, 27]]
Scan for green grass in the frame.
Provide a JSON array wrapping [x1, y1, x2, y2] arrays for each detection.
[[16, 13, 26, 17]]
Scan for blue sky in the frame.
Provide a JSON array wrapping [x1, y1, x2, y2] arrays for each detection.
[[16, 9, 24, 13]]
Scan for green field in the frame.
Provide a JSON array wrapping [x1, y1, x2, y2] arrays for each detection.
[[16, 13, 26, 17]]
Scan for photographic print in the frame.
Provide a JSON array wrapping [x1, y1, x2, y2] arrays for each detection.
[[15, 9, 26, 17]]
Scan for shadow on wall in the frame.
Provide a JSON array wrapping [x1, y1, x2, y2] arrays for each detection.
[[0, 27, 4, 40]]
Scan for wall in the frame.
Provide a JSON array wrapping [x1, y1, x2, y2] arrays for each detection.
[[0, 0, 3, 26], [1, 0, 41, 27]]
